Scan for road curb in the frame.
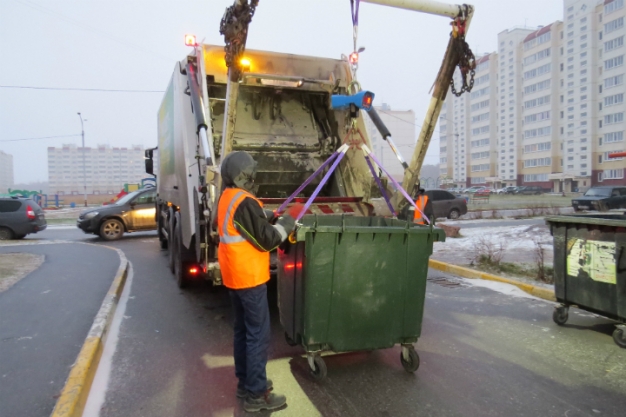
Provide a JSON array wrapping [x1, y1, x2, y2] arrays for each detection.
[[428, 259, 556, 302], [50, 256, 129, 417]]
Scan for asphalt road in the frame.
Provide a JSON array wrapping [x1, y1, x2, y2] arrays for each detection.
[[57, 227, 625, 417], [8, 226, 626, 417], [0, 237, 120, 417]]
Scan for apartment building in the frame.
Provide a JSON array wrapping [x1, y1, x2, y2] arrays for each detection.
[[47, 144, 146, 195], [439, 0, 626, 192], [497, 27, 536, 188], [468, 54, 499, 186], [520, 22, 563, 189], [0, 150, 14, 193], [596, 0, 626, 186], [364, 104, 416, 182]]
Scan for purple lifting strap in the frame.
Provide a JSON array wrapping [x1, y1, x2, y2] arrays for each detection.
[[277, 151, 340, 214], [364, 156, 396, 216], [367, 151, 431, 225], [351, 0, 360, 26], [296, 151, 347, 222]]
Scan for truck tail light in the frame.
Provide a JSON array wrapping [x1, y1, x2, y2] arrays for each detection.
[[26, 205, 36, 220]]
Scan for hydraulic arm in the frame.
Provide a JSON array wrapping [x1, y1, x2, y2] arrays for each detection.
[[360, 0, 475, 210]]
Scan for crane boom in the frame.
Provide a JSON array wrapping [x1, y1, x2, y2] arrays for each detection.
[[361, 0, 464, 18], [361, 0, 474, 209]]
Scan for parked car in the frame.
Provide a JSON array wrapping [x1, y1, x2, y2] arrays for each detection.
[[517, 186, 544, 195], [77, 188, 157, 240], [572, 186, 626, 212], [463, 186, 487, 194], [0, 197, 47, 240], [494, 188, 507, 194], [505, 186, 518, 194], [425, 189, 468, 220]]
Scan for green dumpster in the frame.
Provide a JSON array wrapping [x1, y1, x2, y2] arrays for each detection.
[[277, 214, 446, 379], [545, 214, 626, 348]]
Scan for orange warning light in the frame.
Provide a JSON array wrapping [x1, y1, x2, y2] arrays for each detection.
[[240, 58, 251, 70], [349, 52, 359, 64], [184, 34, 197, 47]]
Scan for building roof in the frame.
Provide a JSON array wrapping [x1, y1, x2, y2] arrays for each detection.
[[523, 24, 554, 43]]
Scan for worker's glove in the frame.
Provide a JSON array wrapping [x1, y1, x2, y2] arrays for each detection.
[[276, 213, 296, 235]]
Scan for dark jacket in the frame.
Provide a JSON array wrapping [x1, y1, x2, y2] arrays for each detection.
[[230, 192, 284, 252]]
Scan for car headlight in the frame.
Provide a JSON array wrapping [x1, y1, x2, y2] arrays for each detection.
[[84, 211, 99, 219]]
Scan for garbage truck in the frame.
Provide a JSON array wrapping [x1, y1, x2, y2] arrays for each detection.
[[145, 0, 476, 288]]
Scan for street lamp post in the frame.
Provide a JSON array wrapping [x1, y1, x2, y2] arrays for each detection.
[[77, 112, 87, 207]]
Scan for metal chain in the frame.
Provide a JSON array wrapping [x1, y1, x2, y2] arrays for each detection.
[[219, 0, 259, 70], [450, 18, 476, 98]]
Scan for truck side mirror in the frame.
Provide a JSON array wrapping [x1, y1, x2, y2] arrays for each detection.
[[145, 159, 154, 176]]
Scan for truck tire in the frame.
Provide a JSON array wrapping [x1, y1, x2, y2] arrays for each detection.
[[168, 208, 176, 273], [173, 212, 194, 289], [158, 205, 168, 250]]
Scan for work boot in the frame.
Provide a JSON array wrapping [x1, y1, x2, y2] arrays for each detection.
[[243, 391, 286, 412], [236, 379, 273, 399]]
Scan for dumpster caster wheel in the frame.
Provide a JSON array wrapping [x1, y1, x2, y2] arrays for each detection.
[[400, 346, 420, 373], [285, 332, 298, 347], [553, 306, 569, 326], [613, 328, 626, 349], [308, 355, 327, 381]]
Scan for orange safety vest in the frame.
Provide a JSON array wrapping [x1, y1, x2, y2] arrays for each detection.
[[217, 188, 270, 289], [413, 195, 429, 225]]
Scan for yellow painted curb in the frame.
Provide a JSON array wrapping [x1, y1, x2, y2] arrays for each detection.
[[428, 259, 556, 302], [50, 259, 129, 417]]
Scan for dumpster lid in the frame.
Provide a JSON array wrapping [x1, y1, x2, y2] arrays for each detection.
[[545, 214, 626, 228]]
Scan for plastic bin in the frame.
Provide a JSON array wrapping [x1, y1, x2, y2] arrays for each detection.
[[545, 214, 626, 348], [277, 214, 446, 379]]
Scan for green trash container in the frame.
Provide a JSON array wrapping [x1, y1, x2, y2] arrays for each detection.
[[545, 214, 626, 348], [277, 214, 446, 380]]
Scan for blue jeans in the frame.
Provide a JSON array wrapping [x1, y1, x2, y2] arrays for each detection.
[[229, 283, 270, 396]]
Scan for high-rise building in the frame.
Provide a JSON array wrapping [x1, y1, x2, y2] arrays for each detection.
[[439, 0, 626, 192], [0, 150, 14, 193], [364, 104, 416, 182], [47, 144, 146, 195], [596, 0, 626, 186]]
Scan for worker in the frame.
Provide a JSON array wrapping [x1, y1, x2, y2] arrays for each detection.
[[413, 188, 433, 225], [217, 151, 296, 412]]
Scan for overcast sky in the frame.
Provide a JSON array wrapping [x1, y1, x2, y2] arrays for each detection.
[[0, 0, 564, 184]]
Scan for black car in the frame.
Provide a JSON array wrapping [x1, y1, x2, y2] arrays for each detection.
[[77, 188, 157, 240], [572, 186, 626, 212], [517, 186, 544, 195], [425, 189, 468, 220], [0, 197, 47, 240]]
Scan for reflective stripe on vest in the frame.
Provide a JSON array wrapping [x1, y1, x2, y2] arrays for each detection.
[[220, 190, 246, 244]]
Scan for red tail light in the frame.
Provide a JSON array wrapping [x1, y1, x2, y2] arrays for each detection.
[[188, 267, 199, 275], [284, 262, 303, 271], [26, 205, 36, 220]]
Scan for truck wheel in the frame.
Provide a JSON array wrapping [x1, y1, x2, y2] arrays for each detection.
[[100, 219, 124, 241], [0, 227, 14, 240], [448, 209, 460, 220], [158, 207, 168, 250], [173, 217, 192, 289], [168, 209, 176, 273]]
